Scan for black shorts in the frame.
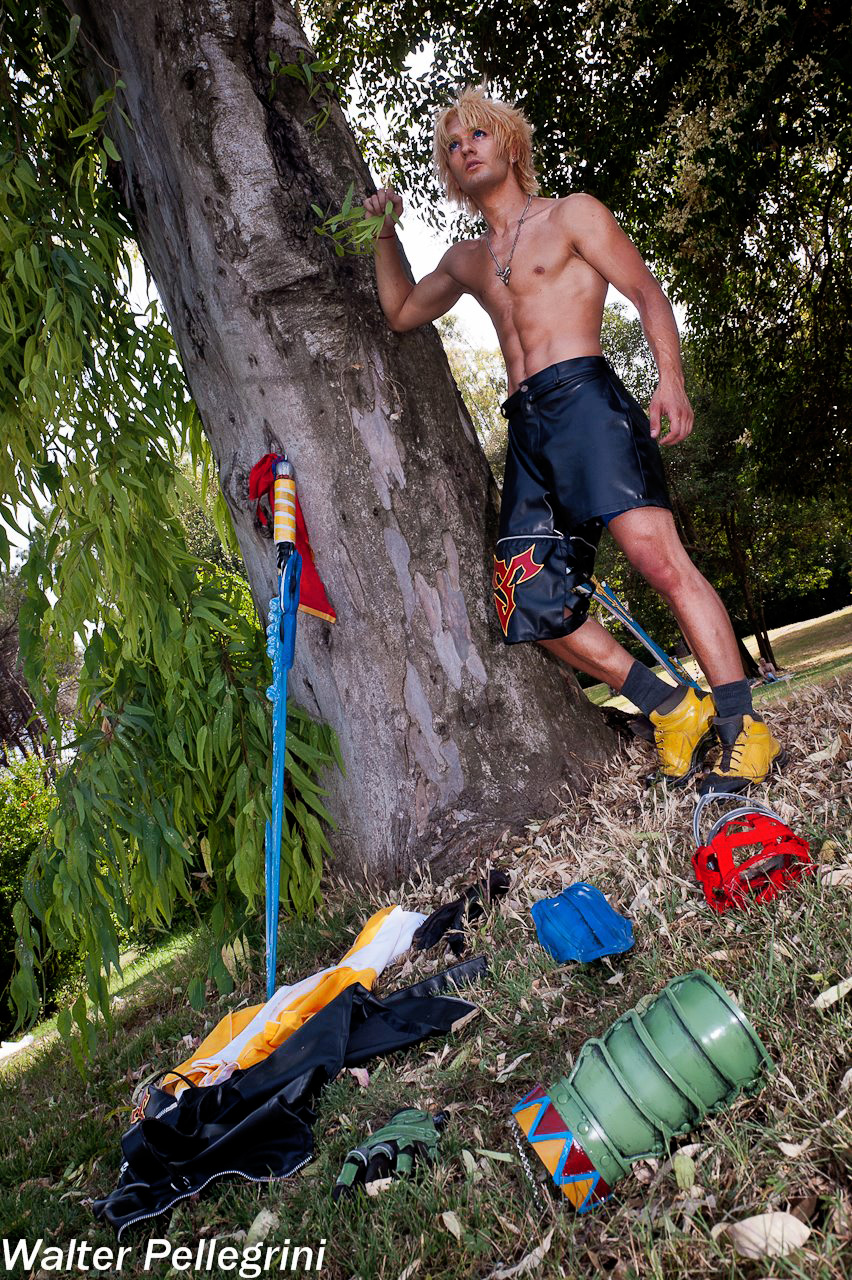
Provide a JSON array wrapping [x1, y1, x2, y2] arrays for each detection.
[[493, 355, 671, 644]]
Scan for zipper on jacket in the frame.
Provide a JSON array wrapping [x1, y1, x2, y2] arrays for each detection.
[[115, 1155, 313, 1241]]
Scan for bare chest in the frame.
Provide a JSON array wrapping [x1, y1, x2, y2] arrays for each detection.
[[456, 230, 602, 317]]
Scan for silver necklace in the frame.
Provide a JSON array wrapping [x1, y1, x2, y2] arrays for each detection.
[[484, 194, 533, 286]]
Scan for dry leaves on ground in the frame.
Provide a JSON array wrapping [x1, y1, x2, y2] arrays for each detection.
[[364, 1176, 393, 1197], [713, 1211, 811, 1259], [440, 1209, 462, 1239], [487, 1229, 554, 1279], [812, 975, 852, 1010], [245, 1208, 279, 1245]]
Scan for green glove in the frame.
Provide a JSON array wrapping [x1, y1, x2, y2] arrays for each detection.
[[333, 1107, 445, 1201]]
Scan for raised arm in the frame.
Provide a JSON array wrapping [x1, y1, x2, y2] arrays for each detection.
[[363, 186, 464, 333], [562, 194, 694, 445]]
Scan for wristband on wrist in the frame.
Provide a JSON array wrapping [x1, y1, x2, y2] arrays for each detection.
[[378, 232, 396, 240]]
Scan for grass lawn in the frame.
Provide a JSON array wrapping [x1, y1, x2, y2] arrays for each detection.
[[585, 603, 852, 710], [9, 929, 199, 1055], [2, 677, 851, 1278]]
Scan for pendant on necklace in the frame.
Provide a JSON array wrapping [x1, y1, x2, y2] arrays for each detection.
[[486, 194, 532, 289]]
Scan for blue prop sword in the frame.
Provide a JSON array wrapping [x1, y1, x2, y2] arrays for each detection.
[[264, 456, 302, 1000], [576, 577, 701, 691]]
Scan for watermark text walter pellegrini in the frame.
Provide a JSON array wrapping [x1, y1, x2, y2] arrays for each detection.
[[2, 1236, 326, 1275]]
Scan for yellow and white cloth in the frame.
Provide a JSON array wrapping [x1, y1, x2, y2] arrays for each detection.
[[165, 905, 425, 1093]]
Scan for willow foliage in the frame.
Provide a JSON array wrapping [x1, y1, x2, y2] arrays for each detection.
[[1, 1, 338, 1052]]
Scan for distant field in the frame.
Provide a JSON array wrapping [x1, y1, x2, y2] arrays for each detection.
[[585, 603, 852, 709]]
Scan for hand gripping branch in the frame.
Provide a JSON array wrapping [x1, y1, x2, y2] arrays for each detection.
[[264, 457, 302, 999]]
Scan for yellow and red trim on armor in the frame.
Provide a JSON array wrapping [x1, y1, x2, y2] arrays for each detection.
[[512, 1083, 613, 1212]]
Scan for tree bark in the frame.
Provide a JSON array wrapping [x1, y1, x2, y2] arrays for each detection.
[[0, 620, 46, 765], [70, 0, 614, 877], [722, 509, 777, 668]]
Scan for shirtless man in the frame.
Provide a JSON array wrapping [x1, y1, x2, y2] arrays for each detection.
[[363, 86, 783, 794]]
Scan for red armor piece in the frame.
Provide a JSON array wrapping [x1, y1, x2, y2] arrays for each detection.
[[692, 796, 813, 914]]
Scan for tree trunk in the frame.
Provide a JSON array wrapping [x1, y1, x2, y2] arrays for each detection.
[[0, 618, 48, 766], [71, 0, 614, 877], [722, 510, 777, 668]]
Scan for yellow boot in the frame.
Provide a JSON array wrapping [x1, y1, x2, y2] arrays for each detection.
[[699, 714, 785, 794], [649, 687, 716, 785]]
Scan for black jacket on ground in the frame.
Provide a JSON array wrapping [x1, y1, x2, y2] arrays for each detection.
[[93, 958, 484, 1237]]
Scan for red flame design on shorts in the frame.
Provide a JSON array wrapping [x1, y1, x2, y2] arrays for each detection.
[[492, 545, 545, 635]]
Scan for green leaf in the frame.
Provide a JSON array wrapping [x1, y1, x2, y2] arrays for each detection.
[[71, 993, 88, 1041], [167, 729, 191, 766], [190, 604, 241, 637], [187, 976, 205, 1010], [235, 762, 250, 808], [162, 826, 188, 856], [142, 818, 160, 880], [56, 1007, 72, 1041], [68, 116, 102, 140], [673, 1152, 696, 1190]]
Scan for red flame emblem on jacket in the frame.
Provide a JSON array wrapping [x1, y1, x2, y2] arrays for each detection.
[[492, 545, 545, 635]]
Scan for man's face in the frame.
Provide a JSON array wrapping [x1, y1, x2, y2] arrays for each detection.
[[444, 115, 510, 194]]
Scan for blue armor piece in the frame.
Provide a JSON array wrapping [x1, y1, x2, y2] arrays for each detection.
[[531, 882, 634, 964]]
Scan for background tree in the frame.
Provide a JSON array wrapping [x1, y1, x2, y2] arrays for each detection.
[[175, 461, 248, 578], [663, 372, 852, 666], [309, 0, 852, 494], [0, 754, 60, 1032], [436, 316, 507, 480], [0, 563, 81, 762], [0, 568, 46, 763]]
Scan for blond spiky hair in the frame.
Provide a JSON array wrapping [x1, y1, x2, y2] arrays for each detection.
[[433, 86, 539, 217]]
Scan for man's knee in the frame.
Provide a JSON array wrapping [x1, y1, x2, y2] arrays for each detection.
[[636, 547, 699, 597], [615, 511, 693, 593], [643, 556, 685, 596]]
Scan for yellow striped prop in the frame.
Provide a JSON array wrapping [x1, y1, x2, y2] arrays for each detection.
[[164, 906, 426, 1090], [273, 471, 297, 546]]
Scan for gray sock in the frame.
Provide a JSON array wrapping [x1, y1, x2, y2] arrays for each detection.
[[711, 678, 753, 719], [621, 660, 687, 717]]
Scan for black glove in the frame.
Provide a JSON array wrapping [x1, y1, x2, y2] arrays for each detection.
[[333, 1108, 445, 1201], [412, 870, 510, 955]]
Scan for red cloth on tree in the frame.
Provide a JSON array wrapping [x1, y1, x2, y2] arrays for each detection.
[[248, 454, 336, 624]]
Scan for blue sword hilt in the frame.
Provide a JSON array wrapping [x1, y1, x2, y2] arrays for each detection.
[[278, 551, 302, 665]]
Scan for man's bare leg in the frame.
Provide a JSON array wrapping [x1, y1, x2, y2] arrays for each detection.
[[607, 506, 743, 686], [539, 506, 741, 692], [539, 617, 635, 688], [538, 505, 783, 791]]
